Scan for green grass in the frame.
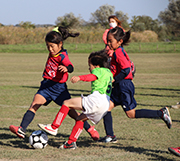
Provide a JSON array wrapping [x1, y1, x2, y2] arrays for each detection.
[[0, 52, 180, 161], [0, 41, 180, 53]]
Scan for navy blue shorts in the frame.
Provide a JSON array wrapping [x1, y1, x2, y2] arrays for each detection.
[[37, 79, 71, 106], [110, 79, 137, 112]]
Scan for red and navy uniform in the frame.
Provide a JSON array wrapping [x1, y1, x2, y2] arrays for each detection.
[[110, 46, 137, 111], [37, 49, 73, 106], [43, 49, 73, 83], [111, 46, 133, 81]]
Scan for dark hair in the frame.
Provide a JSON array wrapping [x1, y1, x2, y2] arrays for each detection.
[[45, 26, 79, 44], [107, 26, 130, 47], [108, 15, 122, 26], [88, 49, 109, 68]]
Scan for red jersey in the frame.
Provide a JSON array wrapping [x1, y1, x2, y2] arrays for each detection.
[[43, 49, 73, 83], [110, 46, 133, 80]]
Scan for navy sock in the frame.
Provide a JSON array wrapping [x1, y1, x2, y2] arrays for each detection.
[[135, 109, 162, 118], [83, 120, 91, 131], [20, 110, 35, 131], [103, 111, 114, 136]]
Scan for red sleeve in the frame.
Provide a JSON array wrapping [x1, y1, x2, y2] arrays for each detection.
[[79, 74, 97, 82], [61, 52, 73, 67]]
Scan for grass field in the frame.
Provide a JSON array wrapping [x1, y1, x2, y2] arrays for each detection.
[[0, 52, 180, 161], [0, 41, 180, 54]]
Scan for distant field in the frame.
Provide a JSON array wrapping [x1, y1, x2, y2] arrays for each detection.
[[0, 41, 180, 53], [0, 52, 180, 161]]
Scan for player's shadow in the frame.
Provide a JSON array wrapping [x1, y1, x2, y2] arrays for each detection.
[[21, 85, 39, 89], [96, 142, 173, 161], [135, 87, 180, 98], [136, 87, 180, 92], [48, 133, 93, 148]]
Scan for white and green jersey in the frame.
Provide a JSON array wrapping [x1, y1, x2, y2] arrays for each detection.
[[91, 67, 113, 97]]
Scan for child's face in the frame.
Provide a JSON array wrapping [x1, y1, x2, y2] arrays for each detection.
[[46, 41, 63, 56], [107, 33, 122, 50]]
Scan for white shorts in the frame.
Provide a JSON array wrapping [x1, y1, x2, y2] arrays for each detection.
[[82, 91, 110, 124]]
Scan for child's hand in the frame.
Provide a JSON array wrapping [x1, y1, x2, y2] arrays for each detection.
[[70, 76, 80, 83], [58, 65, 68, 73]]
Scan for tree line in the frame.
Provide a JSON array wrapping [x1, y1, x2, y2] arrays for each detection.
[[0, 0, 179, 41]]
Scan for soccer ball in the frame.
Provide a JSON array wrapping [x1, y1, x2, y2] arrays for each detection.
[[29, 130, 48, 149]]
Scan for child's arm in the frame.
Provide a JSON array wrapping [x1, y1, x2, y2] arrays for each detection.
[[58, 52, 74, 73], [71, 74, 97, 83], [58, 64, 73, 73]]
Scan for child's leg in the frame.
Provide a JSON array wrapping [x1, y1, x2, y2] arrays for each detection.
[[126, 107, 172, 129], [60, 120, 84, 149], [68, 120, 84, 144], [51, 97, 83, 129], [99, 101, 117, 143], [103, 111, 114, 136], [20, 94, 46, 130], [135, 109, 162, 118], [68, 109, 99, 140], [9, 94, 46, 138]]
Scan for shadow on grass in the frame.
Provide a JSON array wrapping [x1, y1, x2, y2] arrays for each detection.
[[21, 86, 90, 95], [0, 127, 176, 160], [136, 87, 180, 92], [106, 144, 173, 161], [21, 85, 39, 89]]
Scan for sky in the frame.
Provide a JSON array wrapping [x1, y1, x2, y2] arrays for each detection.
[[0, 0, 169, 25]]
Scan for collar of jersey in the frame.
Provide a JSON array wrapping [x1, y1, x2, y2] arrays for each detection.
[[114, 46, 122, 52], [52, 49, 64, 57]]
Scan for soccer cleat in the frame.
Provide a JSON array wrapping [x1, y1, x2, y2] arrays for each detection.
[[59, 141, 77, 150], [98, 135, 117, 143], [171, 102, 180, 109], [168, 147, 180, 157], [9, 125, 25, 138], [87, 126, 99, 141], [160, 107, 172, 129], [38, 124, 58, 136]]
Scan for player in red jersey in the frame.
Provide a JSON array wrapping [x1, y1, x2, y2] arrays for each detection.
[[9, 26, 98, 140], [99, 26, 172, 143]]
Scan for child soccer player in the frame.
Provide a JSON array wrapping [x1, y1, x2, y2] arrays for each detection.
[[9, 26, 98, 140], [38, 50, 113, 149], [99, 26, 172, 143]]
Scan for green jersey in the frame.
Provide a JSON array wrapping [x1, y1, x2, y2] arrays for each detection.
[[91, 67, 113, 97]]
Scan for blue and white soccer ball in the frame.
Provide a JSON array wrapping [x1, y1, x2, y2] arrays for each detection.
[[29, 130, 48, 149]]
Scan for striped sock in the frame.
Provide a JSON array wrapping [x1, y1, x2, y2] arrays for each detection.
[[68, 120, 84, 144], [51, 104, 69, 129]]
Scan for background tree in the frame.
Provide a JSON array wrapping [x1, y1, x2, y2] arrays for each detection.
[[90, 4, 115, 27], [115, 11, 129, 29], [55, 12, 83, 28], [90, 4, 129, 29], [158, 0, 180, 40], [18, 21, 35, 29], [130, 16, 158, 31]]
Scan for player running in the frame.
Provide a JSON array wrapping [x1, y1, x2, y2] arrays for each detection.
[[99, 26, 172, 143], [9, 26, 98, 140]]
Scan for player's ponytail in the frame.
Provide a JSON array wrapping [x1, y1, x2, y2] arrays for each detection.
[[45, 26, 79, 44], [57, 26, 80, 41]]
